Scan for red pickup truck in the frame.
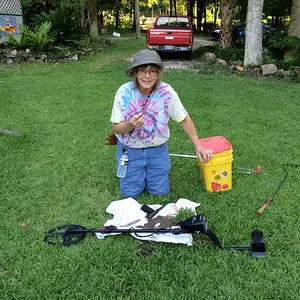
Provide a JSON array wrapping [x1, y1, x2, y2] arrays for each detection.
[[146, 15, 194, 59]]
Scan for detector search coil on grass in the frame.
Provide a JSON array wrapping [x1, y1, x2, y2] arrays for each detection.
[[44, 214, 266, 257]]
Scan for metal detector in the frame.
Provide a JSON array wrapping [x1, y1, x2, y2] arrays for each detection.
[[44, 214, 266, 257]]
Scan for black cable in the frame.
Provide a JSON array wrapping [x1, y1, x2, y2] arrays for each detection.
[[274, 164, 300, 197], [272, 165, 289, 197], [133, 226, 179, 238], [222, 246, 251, 251], [206, 229, 223, 248], [256, 163, 300, 216]]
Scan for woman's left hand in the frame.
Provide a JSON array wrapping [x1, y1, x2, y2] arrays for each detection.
[[195, 146, 214, 163]]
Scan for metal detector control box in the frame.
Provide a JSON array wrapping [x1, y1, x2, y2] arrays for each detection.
[[179, 214, 208, 234]]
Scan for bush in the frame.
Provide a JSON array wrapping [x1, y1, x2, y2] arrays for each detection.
[[213, 44, 244, 61], [263, 36, 300, 70], [120, 14, 134, 29], [7, 21, 55, 51], [268, 35, 300, 63], [63, 34, 115, 51], [32, 8, 78, 42]]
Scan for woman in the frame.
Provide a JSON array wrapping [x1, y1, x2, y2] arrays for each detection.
[[110, 49, 213, 198]]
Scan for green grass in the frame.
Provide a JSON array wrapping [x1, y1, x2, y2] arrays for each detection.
[[1, 38, 300, 299]]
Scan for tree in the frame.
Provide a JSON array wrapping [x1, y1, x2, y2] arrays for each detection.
[[263, 0, 291, 27], [187, 0, 196, 24], [135, 0, 141, 39], [220, 0, 237, 47], [243, 0, 264, 66], [170, 0, 173, 14], [288, 0, 300, 37], [196, 0, 206, 31], [236, 0, 248, 22], [87, 0, 99, 39]]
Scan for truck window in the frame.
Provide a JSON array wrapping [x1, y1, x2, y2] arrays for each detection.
[[156, 17, 190, 28], [156, 17, 169, 27]]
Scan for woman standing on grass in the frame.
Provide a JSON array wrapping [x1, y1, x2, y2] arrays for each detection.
[[110, 49, 213, 198]]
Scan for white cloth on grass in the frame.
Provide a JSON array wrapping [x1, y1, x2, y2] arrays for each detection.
[[95, 198, 200, 246]]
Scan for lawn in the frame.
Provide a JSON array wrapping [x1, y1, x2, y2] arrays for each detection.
[[1, 38, 300, 299]]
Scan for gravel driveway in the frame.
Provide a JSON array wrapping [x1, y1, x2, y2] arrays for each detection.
[[162, 36, 217, 69], [124, 35, 217, 70]]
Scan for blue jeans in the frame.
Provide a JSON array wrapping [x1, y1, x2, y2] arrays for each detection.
[[116, 142, 171, 198]]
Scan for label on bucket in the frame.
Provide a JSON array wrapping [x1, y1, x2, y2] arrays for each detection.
[[200, 162, 232, 192], [211, 182, 229, 191]]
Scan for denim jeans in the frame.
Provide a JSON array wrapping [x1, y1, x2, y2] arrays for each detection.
[[117, 142, 171, 198]]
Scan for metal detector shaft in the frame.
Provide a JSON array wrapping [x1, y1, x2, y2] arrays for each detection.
[[0, 128, 21, 136], [68, 227, 188, 235], [169, 153, 197, 158]]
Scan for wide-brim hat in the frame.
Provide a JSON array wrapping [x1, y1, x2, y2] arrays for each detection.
[[126, 49, 164, 77]]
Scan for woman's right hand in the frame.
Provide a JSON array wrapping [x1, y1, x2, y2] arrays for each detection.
[[129, 112, 144, 128]]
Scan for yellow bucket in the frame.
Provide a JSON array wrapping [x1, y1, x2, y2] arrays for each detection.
[[198, 136, 233, 192]]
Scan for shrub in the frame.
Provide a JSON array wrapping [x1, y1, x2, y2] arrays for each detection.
[[213, 44, 244, 61], [71, 35, 115, 51], [8, 21, 55, 51], [120, 14, 134, 29], [32, 8, 77, 42], [268, 35, 300, 64]]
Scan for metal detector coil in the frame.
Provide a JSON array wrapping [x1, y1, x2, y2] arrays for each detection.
[[44, 224, 87, 246]]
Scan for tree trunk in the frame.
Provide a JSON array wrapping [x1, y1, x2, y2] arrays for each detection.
[[239, 1, 247, 23], [214, 0, 219, 24], [274, 15, 280, 26], [196, 0, 201, 31], [87, 0, 99, 39], [170, 0, 173, 15], [99, 10, 104, 26], [243, 0, 264, 67], [79, 4, 87, 29], [174, 0, 177, 14], [197, 0, 205, 31], [203, 1, 207, 29], [115, 0, 120, 29], [288, 0, 300, 38], [187, 0, 196, 25], [132, 0, 136, 30], [220, 0, 237, 47], [135, 0, 141, 39]]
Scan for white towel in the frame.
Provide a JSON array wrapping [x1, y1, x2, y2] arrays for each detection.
[[95, 198, 200, 246]]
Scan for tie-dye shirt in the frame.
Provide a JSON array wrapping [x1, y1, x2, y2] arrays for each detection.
[[110, 81, 188, 148]]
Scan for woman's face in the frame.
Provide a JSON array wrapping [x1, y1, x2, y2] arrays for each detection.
[[136, 65, 159, 91]]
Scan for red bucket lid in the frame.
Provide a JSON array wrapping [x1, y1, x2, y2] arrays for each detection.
[[199, 136, 232, 154]]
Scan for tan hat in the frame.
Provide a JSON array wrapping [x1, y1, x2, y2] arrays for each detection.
[[126, 49, 164, 77]]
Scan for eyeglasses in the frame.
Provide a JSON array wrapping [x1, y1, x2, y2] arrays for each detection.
[[137, 68, 158, 77]]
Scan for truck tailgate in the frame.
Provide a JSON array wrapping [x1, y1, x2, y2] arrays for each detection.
[[148, 29, 192, 45]]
